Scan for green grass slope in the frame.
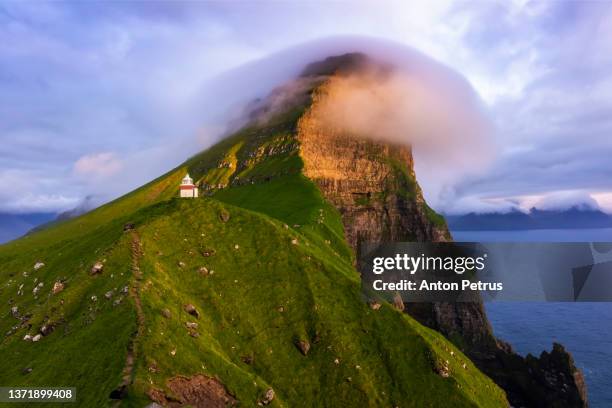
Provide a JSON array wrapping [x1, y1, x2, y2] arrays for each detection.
[[0, 101, 506, 407]]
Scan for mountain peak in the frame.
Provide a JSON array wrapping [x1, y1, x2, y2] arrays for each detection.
[[300, 52, 392, 77], [300, 52, 370, 76]]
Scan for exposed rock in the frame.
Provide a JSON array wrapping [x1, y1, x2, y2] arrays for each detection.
[[297, 100, 449, 250], [40, 323, 55, 336], [146, 388, 166, 405], [291, 238, 298, 245], [33, 262, 45, 270], [198, 266, 209, 276], [161, 308, 172, 319], [219, 209, 230, 222], [90, 262, 104, 275], [104, 290, 113, 300], [184, 304, 200, 318], [22, 367, 33, 375], [10, 306, 19, 318], [147, 374, 237, 408], [474, 341, 588, 408], [52, 281, 65, 294], [148, 361, 159, 373], [185, 322, 198, 329], [201, 249, 216, 257], [121, 285, 129, 294], [32, 282, 43, 295], [368, 300, 381, 310], [32, 334, 42, 342], [295, 339, 310, 356], [258, 388, 275, 406], [429, 352, 451, 378], [392, 293, 404, 311], [178, 261, 186, 268], [23, 334, 32, 341]]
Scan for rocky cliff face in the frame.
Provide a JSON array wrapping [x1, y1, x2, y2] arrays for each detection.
[[293, 54, 588, 408], [297, 90, 449, 248]]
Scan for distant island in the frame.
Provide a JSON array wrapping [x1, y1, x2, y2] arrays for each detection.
[[446, 207, 612, 230], [0, 212, 55, 244]]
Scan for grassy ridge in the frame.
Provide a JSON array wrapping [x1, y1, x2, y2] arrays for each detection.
[[125, 197, 505, 407]]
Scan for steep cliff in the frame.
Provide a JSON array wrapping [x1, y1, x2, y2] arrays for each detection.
[[293, 54, 587, 408]]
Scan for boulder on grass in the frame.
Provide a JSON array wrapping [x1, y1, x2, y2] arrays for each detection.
[[52, 281, 65, 295], [295, 339, 311, 356], [184, 304, 200, 318], [258, 388, 275, 406], [90, 262, 104, 275]]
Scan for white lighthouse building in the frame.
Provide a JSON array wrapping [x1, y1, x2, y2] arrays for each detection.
[[179, 174, 199, 198]]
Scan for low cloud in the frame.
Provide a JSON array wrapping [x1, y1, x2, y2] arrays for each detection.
[[0, 169, 78, 213], [0, 193, 78, 214], [441, 196, 521, 215], [532, 191, 601, 212], [74, 152, 123, 179], [443, 191, 611, 215]]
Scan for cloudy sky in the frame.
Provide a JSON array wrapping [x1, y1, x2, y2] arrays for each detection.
[[1, 0, 612, 215]]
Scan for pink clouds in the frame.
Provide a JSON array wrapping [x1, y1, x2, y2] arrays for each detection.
[[74, 152, 123, 179]]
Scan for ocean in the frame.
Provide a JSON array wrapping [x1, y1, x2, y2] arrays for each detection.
[[452, 228, 612, 407]]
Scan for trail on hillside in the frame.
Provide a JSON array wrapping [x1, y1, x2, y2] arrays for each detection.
[[111, 230, 145, 402]]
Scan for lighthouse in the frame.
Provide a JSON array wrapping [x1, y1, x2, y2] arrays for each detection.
[[179, 174, 199, 198]]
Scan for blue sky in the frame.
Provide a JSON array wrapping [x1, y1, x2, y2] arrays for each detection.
[[1, 1, 612, 214]]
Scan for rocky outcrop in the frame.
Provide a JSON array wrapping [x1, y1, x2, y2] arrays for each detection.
[[407, 303, 587, 407], [480, 341, 588, 408], [297, 80, 450, 250], [294, 55, 588, 408], [148, 374, 237, 408]]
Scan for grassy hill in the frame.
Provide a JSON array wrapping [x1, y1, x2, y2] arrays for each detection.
[[0, 80, 507, 407]]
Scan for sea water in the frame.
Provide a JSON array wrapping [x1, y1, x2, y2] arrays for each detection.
[[452, 228, 612, 407]]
